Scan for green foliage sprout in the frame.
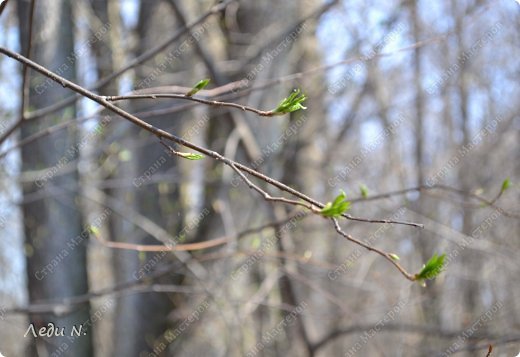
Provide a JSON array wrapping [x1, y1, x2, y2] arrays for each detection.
[[501, 178, 511, 193], [389, 253, 400, 261], [186, 78, 210, 96], [178, 152, 204, 160], [360, 184, 369, 198], [415, 253, 446, 285], [320, 190, 351, 218], [272, 89, 307, 115]]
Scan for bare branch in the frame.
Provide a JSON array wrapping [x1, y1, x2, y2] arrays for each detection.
[[0, 0, 235, 146], [103, 93, 282, 117], [332, 218, 416, 281], [0, 46, 425, 282], [0, 0, 36, 145], [93, 210, 307, 252], [0, 0, 10, 17], [350, 184, 519, 219]]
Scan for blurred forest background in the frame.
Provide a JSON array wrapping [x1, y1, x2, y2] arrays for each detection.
[[0, 0, 519, 356]]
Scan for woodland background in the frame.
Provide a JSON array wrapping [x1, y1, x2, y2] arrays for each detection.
[[0, 0, 519, 356]]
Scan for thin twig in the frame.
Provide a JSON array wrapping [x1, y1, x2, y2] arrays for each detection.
[[0, 0, 36, 145], [228, 162, 313, 210], [4, 4, 486, 149], [332, 217, 416, 281], [0, 32, 466, 153], [350, 184, 519, 219], [0, 47, 426, 282], [93, 210, 307, 252], [164, 0, 263, 162], [0, 46, 428, 231], [0, 0, 234, 144], [104, 93, 279, 117], [4, 27, 462, 147], [486, 345, 493, 357], [0, 0, 10, 17], [341, 212, 423, 228]]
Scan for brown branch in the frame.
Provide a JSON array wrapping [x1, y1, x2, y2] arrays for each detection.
[[0, 0, 234, 146], [0, 0, 10, 17], [0, 31, 469, 156], [0, 47, 425, 281], [228, 158, 423, 228], [103, 93, 281, 117], [350, 184, 519, 219], [341, 212, 423, 228], [0, 0, 36, 145], [228, 161, 314, 210], [332, 218, 416, 281], [5, 24, 460, 147], [93, 210, 307, 252], [148, 0, 264, 162], [486, 345, 493, 357], [2, 5, 481, 149], [0, 47, 322, 209]]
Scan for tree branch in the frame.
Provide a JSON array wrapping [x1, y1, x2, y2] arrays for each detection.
[[310, 323, 518, 353], [332, 218, 416, 281], [0, 0, 10, 17], [0, 46, 425, 282], [0, 0, 235, 146], [103, 93, 284, 117]]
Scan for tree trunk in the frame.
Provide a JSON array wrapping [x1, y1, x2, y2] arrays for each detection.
[[110, 1, 185, 355], [17, 0, 92, 355]]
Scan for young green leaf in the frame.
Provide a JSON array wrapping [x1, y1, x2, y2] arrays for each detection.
[[186, 78, 210, 96], [360, 184, 369, 198], [415, 253, 446, 282], [118, 149, 132, 162], [251, 236, 261, 249], [501, 178, 511, 193], [272, 89, 307, 115], [88, 225, 100, 237], [177, 152, 205, 160], [320, 190, 351, 218], [162, 143, 205, 161], [138, 251, 146, 263], [389, 253, 400, 261]]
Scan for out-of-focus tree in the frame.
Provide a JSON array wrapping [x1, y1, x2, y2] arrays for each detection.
[[16, 0, 92, 355], [0, 0, 518, 356]]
